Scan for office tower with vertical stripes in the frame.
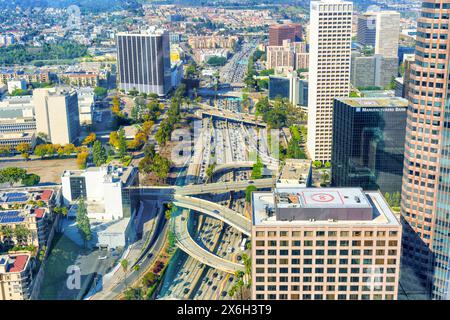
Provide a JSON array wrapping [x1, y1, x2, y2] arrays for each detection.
[[400, 0, 450, 299], [116, 29, 171, 96], [307, 0, 353, 162]]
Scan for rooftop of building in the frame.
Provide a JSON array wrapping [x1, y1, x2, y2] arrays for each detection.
[[33, 86, 76, 97], [117, 27, 167, 37], [62, 164, 136, 186], [252, 187, 400, 227], [335, 96, 408, 108], [269, 23, 301, 29], [0, 131, 35, 140], [277, 159, 312, 186], [0, 254, 30, 274], [0, 187, 56, 225]]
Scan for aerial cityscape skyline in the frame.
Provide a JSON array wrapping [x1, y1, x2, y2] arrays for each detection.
[[0, 0, 447, 306]]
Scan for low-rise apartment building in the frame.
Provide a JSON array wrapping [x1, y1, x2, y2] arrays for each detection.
[[0, 254, 34, 300]]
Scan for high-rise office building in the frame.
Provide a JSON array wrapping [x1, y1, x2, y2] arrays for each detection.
[[307, 0, 353, 162], [269, 23, 303, 46], [251, 187, 402, 300], [331, 97, 408, 194], [357, 14, 377, 47], [400, 0, 450, 299], [356, 11, 400, 59], [268, 73, 308, 108], [33, 87, 80, 145], [374, 11, 401, 58], [266, 40, 309, 71], [351, 53, 399, 89], [116, 29, 171, 96]]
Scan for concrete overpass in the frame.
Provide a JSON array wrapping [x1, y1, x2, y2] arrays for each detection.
[[173, 209, 245, 274], [173, 195, 251, 236], [126, 178, 275, 197], [176, 178, 275, 196], [212, 161, 255, 176]]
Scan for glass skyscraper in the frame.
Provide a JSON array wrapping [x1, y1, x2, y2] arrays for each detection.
[[400, 0, 450, 299], [332, 97, 408, 194]]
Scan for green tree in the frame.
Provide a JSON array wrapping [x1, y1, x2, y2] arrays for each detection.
[[0, 167, 27, 187], [14, 225, 31, 246], [150, 154, 171, 182], [76, 198, 92, 248], [22, 173, 40, 186], [94, 86, 108, 99], [245, 185, 257, 203], [92, 140, 107, 167], [205, 164, 216, 183], [251, 157, 264, 179], [11, 89, 30, 96], [312, 160, 323, 169], [118, 127, 127, 159], [16, 142, 32, 160], [121, 259, 129, 289]]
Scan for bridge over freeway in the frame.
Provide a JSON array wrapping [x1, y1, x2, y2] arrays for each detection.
[[172, 209, 245, 274], [211, 161, 255, 176], [173, 195, 251, 236], [126, 178, 275, 198]]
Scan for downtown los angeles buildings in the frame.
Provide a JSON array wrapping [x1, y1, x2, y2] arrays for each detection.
[[400, 0, 450, 299], [331, 97, 408, 195], [251, 187, 401, 300], [268, 23, 303, 46], [116, 29, 172, 96], [307, 0, 353, 162]]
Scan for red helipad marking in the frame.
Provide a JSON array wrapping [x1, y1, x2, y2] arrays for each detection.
[[311, 193, 335, 203]]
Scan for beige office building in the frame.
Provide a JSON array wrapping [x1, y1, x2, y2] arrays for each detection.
[[251, 187, 401, 300], [266, 40, 308, 71], [33, 87, 80, 145], [374, 11, 400, 58], [0, 254, 33, 300], [307, 0, 353, 162]]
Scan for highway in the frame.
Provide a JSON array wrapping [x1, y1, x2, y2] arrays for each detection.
[[89, 223, 169, 300], [173, 194, 251, 236], [172, 209, 245, 274]]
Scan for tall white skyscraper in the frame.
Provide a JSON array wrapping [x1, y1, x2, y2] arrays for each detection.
[[307, 0, 353, 162]]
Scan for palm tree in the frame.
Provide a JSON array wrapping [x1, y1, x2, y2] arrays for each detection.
[[14, 225, 31, 246], [121, 259, 129, 289], [0, 225, 14, 247]]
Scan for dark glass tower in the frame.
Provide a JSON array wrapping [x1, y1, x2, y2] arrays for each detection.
[[332, 97, 407, 194], [116, 29, 171, 96]]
